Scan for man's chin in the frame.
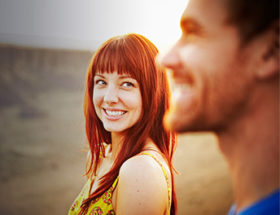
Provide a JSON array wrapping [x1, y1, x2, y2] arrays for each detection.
[[164, 107, 213, 133], [164, 109, 191, 133]]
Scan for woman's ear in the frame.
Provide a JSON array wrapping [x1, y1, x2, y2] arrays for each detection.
[[255, 21, 279, 80]]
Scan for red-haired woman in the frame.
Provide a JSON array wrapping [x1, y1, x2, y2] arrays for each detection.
[[68, 33, 177, 215]]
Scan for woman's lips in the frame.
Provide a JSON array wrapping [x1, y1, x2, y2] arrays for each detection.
[[102, 108, 127, 120]]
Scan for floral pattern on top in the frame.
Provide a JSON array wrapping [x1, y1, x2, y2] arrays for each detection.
[[68, 178, 118, 215], [102, 187, 113, 205], [89, 206, 103, 215]]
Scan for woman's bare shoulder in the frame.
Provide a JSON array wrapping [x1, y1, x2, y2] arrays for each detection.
[[116, 154, 169, 215], [120, 154, 164, 175]]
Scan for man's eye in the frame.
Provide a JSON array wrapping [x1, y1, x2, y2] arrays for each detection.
[[180, 21, 202, 38], [95, 80, 106, 85]]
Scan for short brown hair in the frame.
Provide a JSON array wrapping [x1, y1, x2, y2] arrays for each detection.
[[225, 0, 279, 43]]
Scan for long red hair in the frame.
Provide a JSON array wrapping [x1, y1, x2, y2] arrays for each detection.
[[82, 33, 177, 214]]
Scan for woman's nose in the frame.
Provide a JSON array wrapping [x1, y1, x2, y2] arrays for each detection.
[[103, 85, 119, 104]]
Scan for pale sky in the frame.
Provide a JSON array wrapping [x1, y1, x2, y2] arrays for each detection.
[[0, 0, 188, 51]]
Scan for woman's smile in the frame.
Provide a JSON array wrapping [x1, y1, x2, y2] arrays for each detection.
[[102, 108, 127, 120]]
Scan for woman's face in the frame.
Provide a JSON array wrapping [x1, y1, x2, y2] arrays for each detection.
[[93, 71, 142, 134]]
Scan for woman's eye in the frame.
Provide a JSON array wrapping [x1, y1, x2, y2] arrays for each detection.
[[95, 80, 106, 85], [122, 82, 134, 88]]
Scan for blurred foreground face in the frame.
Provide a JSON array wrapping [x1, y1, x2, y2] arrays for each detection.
[[162, 0, 255, 132]]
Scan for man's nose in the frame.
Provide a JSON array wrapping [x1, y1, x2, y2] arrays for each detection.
[[158, 42, 182, 70]]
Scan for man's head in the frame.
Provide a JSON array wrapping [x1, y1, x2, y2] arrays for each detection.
[[161, 0, 279, 133]]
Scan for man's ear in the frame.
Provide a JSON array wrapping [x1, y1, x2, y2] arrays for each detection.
[[255, 20, 279, 80]]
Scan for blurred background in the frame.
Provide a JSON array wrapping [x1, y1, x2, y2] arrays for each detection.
[[0, 0, 233, 214]]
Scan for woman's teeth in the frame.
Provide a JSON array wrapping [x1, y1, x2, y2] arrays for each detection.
[[105, 110, 125, 116]]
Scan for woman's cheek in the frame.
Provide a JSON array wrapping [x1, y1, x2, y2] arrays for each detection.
[[93, 91, 103, 115]]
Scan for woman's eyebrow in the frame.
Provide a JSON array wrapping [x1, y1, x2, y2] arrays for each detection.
[[94, 74, 105, 78]]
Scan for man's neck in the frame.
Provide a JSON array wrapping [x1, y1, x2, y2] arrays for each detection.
[[218, 83, 279, 211]]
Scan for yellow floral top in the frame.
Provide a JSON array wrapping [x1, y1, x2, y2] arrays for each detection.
[[68, 152, 171, 215], [68, 176, 118, 215]]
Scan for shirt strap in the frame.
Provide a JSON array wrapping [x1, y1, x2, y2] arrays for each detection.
[[111, 176, 119, 189]]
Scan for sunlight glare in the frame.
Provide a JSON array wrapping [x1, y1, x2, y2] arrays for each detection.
[[90, 0, 189, 53]]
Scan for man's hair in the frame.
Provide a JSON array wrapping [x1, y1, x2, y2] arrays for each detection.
[[225, 0, 279, 43]]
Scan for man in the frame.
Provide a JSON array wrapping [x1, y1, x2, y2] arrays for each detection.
[[161, 0, 279, 214]]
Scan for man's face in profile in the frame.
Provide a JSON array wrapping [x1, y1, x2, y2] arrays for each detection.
[[162, 0, 255, 133]]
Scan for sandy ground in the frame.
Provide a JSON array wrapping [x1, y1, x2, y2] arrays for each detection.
[[0, 46, 233, 215]]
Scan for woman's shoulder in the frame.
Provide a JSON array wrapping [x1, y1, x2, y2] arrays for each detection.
[[116, 153, 169, 214], [120, 153, 168, 177]]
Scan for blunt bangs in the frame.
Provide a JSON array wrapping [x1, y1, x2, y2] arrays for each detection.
[[92, 36, 142, 81]]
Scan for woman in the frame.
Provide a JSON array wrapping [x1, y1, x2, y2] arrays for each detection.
[[69, 33, 177, 215]]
